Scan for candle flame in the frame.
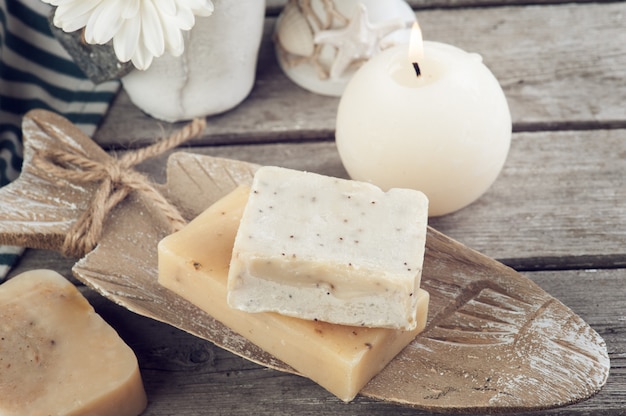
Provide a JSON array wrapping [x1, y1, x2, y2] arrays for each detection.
[[409, 22, 424, 77]]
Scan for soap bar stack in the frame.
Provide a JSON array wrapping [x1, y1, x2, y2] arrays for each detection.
[[0, 269, 147, 416], [158, 166, 430, 401], [227, 166, 429, 330]]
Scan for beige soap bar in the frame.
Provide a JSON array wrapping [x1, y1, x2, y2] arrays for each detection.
[[158, 185, 429, 401], [227, 166, 429, 329], [0, 269, 147, 416]]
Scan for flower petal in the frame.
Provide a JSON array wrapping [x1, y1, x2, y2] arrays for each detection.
[[113, 17, 140, 62], [171, 6, 195, 31], [131, 38, 154, 71], [157, 11, 185, 56], [121, 0, 141, 19], [154, 0, 177, 16], [140, 0, 165, 57], [53, 0, 99, 32], [48, 0, 213, 70], [85, 0, 124, 44]]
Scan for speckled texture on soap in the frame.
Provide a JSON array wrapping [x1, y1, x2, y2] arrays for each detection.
[[227, 166, 429, 329]]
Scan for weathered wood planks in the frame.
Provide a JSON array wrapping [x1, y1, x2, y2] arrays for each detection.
[[7, 257, 622, 415], [124, 127, 625, 270], [94, 2, 626, 148], [265, 0, 616, 15], [4, 1, 623, 414], [1, 111, 611, 413]]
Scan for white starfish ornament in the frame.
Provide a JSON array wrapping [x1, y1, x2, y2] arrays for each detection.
[[314, 4, 406, 80]]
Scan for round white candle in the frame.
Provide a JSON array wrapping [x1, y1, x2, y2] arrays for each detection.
[[335, 41, 512, 216]]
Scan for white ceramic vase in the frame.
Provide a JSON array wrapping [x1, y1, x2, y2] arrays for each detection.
[[121, 0, 266, 122]]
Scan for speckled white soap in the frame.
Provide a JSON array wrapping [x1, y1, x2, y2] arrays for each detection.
[[227, 166, 429, 329]]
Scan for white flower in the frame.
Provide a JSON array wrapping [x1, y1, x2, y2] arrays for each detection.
[[42, 0, 214, 70]]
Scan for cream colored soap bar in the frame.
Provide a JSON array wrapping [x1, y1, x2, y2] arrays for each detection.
[[0, 269, 147, 416], [158, 185, 429, 401], [227, 166, 429, 329]]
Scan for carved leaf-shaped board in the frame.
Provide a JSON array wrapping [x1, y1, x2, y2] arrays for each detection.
[[0, 110, 610, 412]]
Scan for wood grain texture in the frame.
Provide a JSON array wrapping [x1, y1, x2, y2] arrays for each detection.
[[5, 261, 623, 415], [93, 2, 626, 148], [127, 127, 626, 270], [20, 123, 626, 267], [264, 0, 614, 14], [2, 2, 624, 413], [0, 111, 113, 251], [0, 111, 610, 413]]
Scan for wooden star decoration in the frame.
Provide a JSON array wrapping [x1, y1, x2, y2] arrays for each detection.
[[314, 4, 406, 79]]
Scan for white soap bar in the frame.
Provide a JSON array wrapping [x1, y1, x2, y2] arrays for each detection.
[[158, 185, 429, 401], [0, 269, 147, 416], [227, 166, 429, 329]]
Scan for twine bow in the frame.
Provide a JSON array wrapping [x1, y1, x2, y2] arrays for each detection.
[[33, 118, 206, 258]]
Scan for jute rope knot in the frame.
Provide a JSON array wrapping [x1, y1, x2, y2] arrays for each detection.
[[33, 118, 206, 258]]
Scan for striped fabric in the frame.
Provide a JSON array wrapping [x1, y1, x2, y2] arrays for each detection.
[[0, 0, 120, 281]]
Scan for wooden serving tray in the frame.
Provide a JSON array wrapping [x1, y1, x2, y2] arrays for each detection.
[[0, 110, 610, 413]]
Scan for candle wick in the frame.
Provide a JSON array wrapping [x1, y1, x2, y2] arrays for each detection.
[[412, 62, 421, 77]]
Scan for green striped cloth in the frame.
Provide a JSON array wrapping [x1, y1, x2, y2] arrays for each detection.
[[1, 0, 120, 280]]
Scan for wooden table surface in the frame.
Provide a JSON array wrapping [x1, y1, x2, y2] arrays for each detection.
[[7, 1, 625, 414]]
